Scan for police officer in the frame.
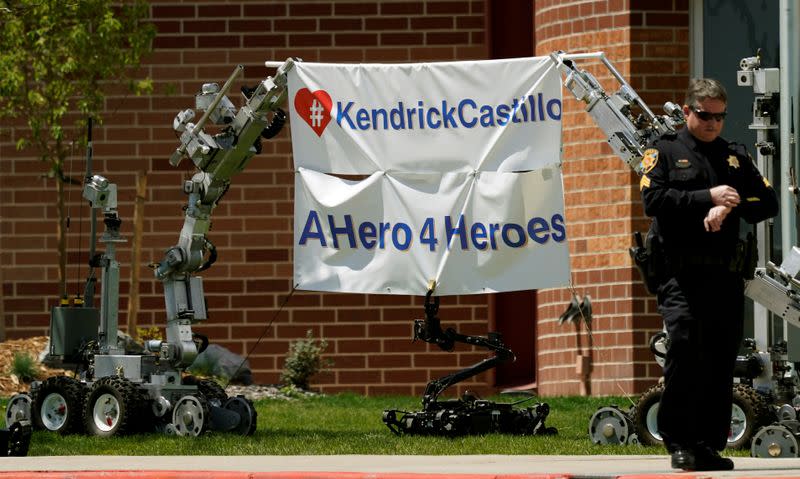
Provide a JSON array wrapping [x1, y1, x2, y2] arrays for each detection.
[[640, 78, 778, 471]]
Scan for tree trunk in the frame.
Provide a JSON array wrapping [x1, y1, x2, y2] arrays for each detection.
[[0, 263, 6, 342], [126, 170, 147, 339], [57, 174, 67, 300]]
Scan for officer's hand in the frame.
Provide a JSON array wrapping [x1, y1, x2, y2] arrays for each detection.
[[704, 205, 731, 232], [710, 185, 740, 208]]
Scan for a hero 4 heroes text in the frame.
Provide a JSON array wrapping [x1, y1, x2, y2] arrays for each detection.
[[298, 211, 567, 252]]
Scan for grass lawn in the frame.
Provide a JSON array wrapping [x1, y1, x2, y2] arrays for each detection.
[[1, 393, 748, 456]]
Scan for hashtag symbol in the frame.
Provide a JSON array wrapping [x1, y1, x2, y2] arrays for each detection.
[[309, 99, 325, 128]]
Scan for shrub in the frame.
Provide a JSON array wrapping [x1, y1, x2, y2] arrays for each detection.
[[10, 352, 40, 383], [136, 326, 163, 341], [186, 351, 227, 383], [280, 330, 333, 390]]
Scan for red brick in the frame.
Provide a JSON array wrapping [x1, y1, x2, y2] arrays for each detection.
[[320, 18, 362, 31], [152, 5, 195, 18], [153, 36, 195, 49], [335, 33, 378, 47], [275, 19, 317, 32], [381, 3, 424, 15], [383, 369, 428, 383], [368, 354, 412, 368], [245, 248, 288, 262], [151, 21, 180, 34], [367, 17, 408, 30], [334, 3, 378, 15], [427, 32, 470, 45], [380, 32, 424, 46], [427, 1, 470, 15], [198, 5, 241, 17], [184, 20, 224, 34], [455, 16, 484, 29], [198, 36, 241, 48], [228, 20, 271, 32], [289, 3, 332, 17], [243, 4, 286, 17]]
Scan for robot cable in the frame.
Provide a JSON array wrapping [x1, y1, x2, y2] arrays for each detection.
[[66, 138, 86, 301], [223, 282, 299, 389]]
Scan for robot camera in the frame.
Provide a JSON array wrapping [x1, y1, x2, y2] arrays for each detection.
[[739, 56, 760, 71], [83, 175, 117, 208], [196, 83, 236, 125], [737, 54, 760, 87], [737, 70, 754, 87]]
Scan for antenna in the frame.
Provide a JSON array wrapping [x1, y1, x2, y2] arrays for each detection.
[[82, 117, 98, 307]]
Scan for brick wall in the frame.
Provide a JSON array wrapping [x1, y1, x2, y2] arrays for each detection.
[[0, 0, 497, 396], [534, 0, 689, 395]]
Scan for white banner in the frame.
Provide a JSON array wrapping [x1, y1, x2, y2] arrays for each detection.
[[288, 57, 569, 295]]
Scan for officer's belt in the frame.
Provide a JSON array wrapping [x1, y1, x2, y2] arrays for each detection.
[[672, 254, 729, 266], [666, 252, 745, 275]]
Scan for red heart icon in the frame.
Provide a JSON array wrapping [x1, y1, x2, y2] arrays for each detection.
[[294, 88, 333, 137]]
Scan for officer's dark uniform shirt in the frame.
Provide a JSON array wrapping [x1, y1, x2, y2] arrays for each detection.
[[640, 127, 778, 267]]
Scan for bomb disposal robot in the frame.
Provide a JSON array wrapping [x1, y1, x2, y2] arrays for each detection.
[[4, 59, 295, 438]]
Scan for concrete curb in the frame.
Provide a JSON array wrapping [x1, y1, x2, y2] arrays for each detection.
[[0, 472, 795, 479], [3, 455, 800, 478], [0, 474, 572, 479]]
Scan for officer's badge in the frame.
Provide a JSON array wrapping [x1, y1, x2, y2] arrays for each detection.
[[639, 175, 651, 191], [641, 149, 658, 173], [727, 155, 740, 168], [763, 177, 771, 188], [676, 159, 691, 168]]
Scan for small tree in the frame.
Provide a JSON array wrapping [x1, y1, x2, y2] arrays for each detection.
[[281, 330, 334, 390], [0, 0, 155, 298]]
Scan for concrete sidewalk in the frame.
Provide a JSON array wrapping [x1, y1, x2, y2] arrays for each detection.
[[1, 455, 800, 478]]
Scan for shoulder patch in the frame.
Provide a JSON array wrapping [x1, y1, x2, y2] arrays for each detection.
[[639, 175, 651, 191], [641, 149, 658, 173]]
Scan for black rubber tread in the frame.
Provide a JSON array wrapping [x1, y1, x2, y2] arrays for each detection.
[[632, 382, 772, 450], [183, 376, 228, 406], [31, 375, 86, 435], [199, 379, 228, 406], [5, 421, 32, 456], [223, 395, 258, 436], [632, 382, 665, 447], [83, 375, 145, 437], [728, 383, 772, 450]]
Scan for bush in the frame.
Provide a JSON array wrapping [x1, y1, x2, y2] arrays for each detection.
[[136, 326, 163, 341], [280, 330, 333, 390], [10, 352, 39, 383], [186, 352, 224, 382]]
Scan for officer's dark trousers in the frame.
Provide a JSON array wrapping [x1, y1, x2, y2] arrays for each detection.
[[656, 268, 744, 452]]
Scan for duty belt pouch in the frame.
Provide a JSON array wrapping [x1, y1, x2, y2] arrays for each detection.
[[742, 232, 757, 280], [629, 225, 663, 294], [730, 233, 757, 279]]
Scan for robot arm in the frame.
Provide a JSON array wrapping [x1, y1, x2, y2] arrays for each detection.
[[549, 51, 685, 174], [413, 290, 514, 408], [152, 59, 296, 368], [746, 247, 800, 329]]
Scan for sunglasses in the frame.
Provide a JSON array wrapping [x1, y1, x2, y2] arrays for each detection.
[[689, 106, 727, 122]]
